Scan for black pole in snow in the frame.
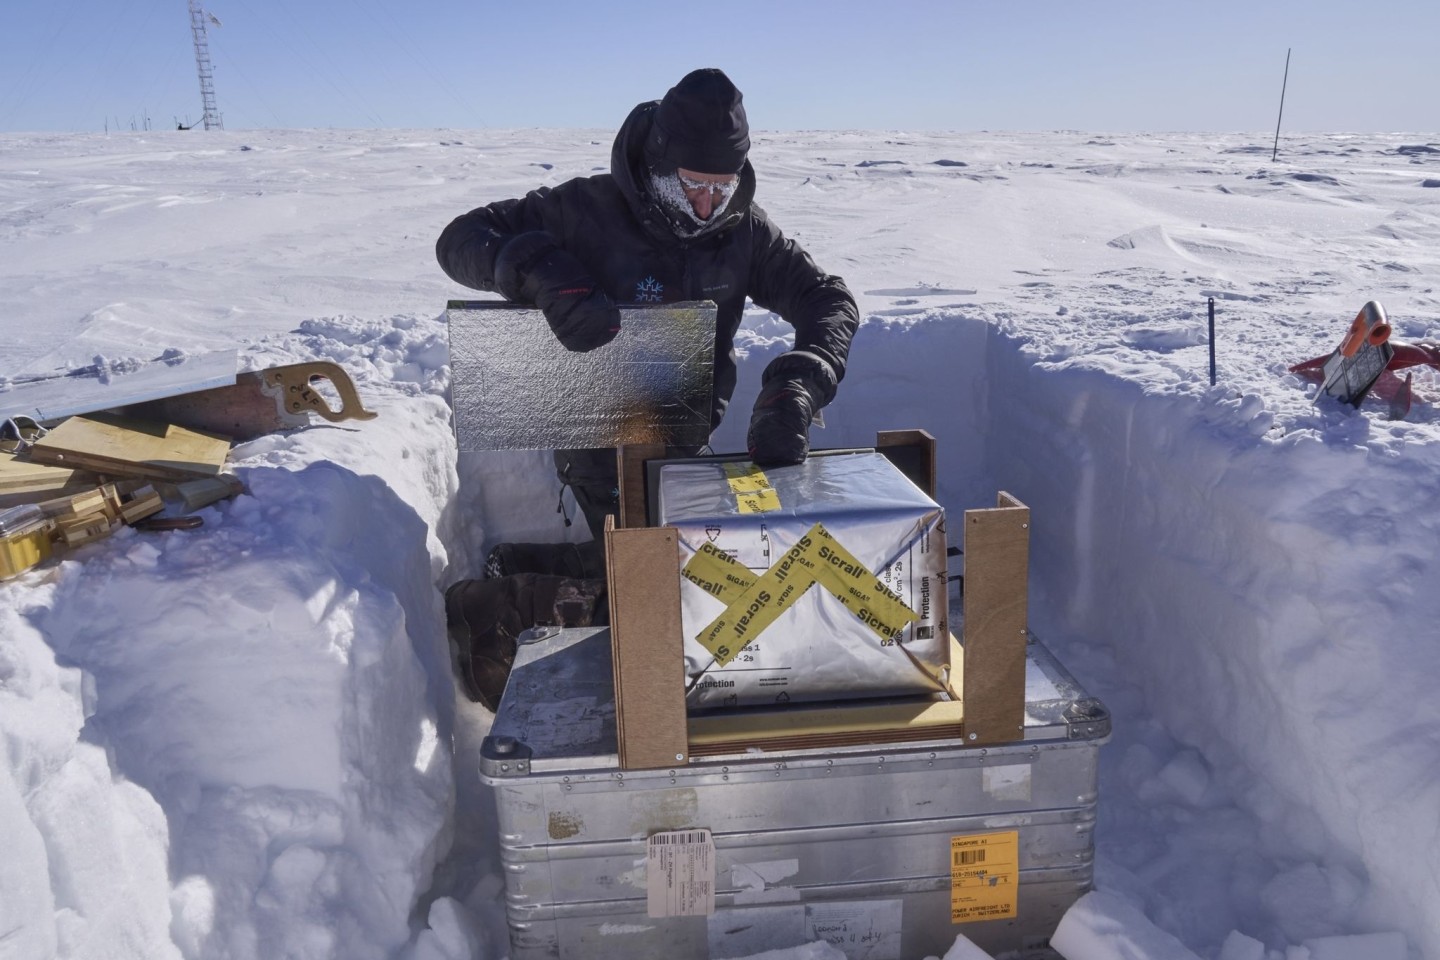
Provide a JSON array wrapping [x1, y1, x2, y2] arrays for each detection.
[[1208, 297, 1217, 386], [1272, 49, 1291, 163]]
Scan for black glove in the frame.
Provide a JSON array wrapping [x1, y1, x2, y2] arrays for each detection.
[[493, 231, 620, 352], [747, 351, 839, 467]]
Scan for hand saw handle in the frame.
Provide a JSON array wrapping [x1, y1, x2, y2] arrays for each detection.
[[262, 362, 378, 424]]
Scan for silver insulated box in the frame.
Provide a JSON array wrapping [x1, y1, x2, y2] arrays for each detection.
[[479, 626, 1111, 960], [655, 451, 948, 710]]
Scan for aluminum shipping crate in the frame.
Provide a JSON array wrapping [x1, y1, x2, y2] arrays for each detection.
[[480, 626, 1110, 960]]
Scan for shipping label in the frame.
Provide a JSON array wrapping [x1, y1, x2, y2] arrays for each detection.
[[950, 830, 1019, 923], [646, 829, 716, 918]]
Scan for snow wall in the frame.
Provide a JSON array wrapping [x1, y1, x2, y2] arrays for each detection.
[[795, 311, 1440, 958], [1, 320, 465, 960]]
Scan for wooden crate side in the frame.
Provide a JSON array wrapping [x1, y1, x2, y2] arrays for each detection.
[[604, 518, 689, 769], [616, 443, 665, 529], [875, 429, 937, 497], [961, 492, 1030, 746]]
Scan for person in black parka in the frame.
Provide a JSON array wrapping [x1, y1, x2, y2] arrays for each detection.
[[436, 68, 860, 539]]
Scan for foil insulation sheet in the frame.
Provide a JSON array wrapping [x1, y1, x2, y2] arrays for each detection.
[[656, 451, 949, 710], [446, 300, 716, 451]]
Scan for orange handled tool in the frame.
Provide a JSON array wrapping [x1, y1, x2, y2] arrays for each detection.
[[1339, 303, 1391, 357]]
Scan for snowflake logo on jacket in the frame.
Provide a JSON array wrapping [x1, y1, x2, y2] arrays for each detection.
[[635, 276, 664, 302]]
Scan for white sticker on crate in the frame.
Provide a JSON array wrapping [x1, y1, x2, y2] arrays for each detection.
[[806, 899, 904, 960], [646, 829, 715, 918], [983, 763, 1033, 802], [732, 858, 801, 904]]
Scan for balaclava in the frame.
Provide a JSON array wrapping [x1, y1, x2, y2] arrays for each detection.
[[643, 68, 749, 237]]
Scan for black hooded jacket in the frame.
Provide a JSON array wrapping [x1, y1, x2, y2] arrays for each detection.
[[435, 101, 860, 430]]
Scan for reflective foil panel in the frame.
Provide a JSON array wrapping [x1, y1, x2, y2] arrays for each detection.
[[447, 300, 716, 451], [657, 451, 950, 710]]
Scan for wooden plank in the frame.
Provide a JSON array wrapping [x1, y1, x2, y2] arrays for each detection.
[[961, 491, 1029, 746], [0, 482, 99, 511], [120, 489, 164, 524], [876, 429, 936, 497], [0, 450, 96, 494], [689, 699, 964, 746], [99, 483, 124, 519], [604, 517, 689, 769], [167, 474, 245, 510], [688, 723, 966, 758], [58, 516, 116, 546], [44, 488, 108, 522], [616, 443, 664, 529], [27, 413, 231, 482]]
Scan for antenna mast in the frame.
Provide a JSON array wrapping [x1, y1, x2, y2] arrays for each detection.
[[188, 0, 223, 130]]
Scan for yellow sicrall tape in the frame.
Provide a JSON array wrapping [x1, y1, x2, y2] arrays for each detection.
[[807, 524, 919, 642], [692, 523, 920, 666], [724, 462, 781, 514], [950, 830, 1019, 923], [681, 542, 758, 606], [736, 489, 781, 514], [723, 462, 772, 492], [694, 535, 818, 665]]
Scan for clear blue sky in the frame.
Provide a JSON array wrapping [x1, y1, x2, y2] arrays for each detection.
[[1, 0, 1435, 133]]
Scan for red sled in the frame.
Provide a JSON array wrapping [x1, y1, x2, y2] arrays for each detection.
[[1290, 301, 1440, 419]]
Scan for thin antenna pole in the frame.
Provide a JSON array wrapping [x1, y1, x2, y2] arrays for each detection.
[[1208, 297, 1217, 386], [1272, 48, 1291, 162]]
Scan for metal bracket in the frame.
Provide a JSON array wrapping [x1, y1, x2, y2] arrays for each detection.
[[1063, 697, 1111, 741], [480, 735, 534, 777]]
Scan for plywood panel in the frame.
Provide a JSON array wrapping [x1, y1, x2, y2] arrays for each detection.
[[617, 443, 664, 529], [0, 451, 93, 493], [961, 492, 1029, 746], [876, 429, 937, 497], [605, 518, 688, 769], [27, 413, 230, 481]]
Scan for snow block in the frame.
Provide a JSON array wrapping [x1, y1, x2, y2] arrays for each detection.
[[1301, 932, 1408, 960], [1216, 930, 1267, 960], [1051, 890, 1203, 960], [732, 942, 848, 960], [939, 931, 998, 959]]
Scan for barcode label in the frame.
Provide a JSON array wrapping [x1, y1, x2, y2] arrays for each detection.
[[647, 829, 716, 918], [652, 831, 711, 846], [950, 831, 1019, 924]]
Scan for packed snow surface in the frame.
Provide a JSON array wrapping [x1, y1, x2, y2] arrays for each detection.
[[2, 128, 1439, 960]]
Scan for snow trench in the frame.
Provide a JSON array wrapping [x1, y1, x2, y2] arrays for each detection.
[[5, 310, 1436, 958]]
